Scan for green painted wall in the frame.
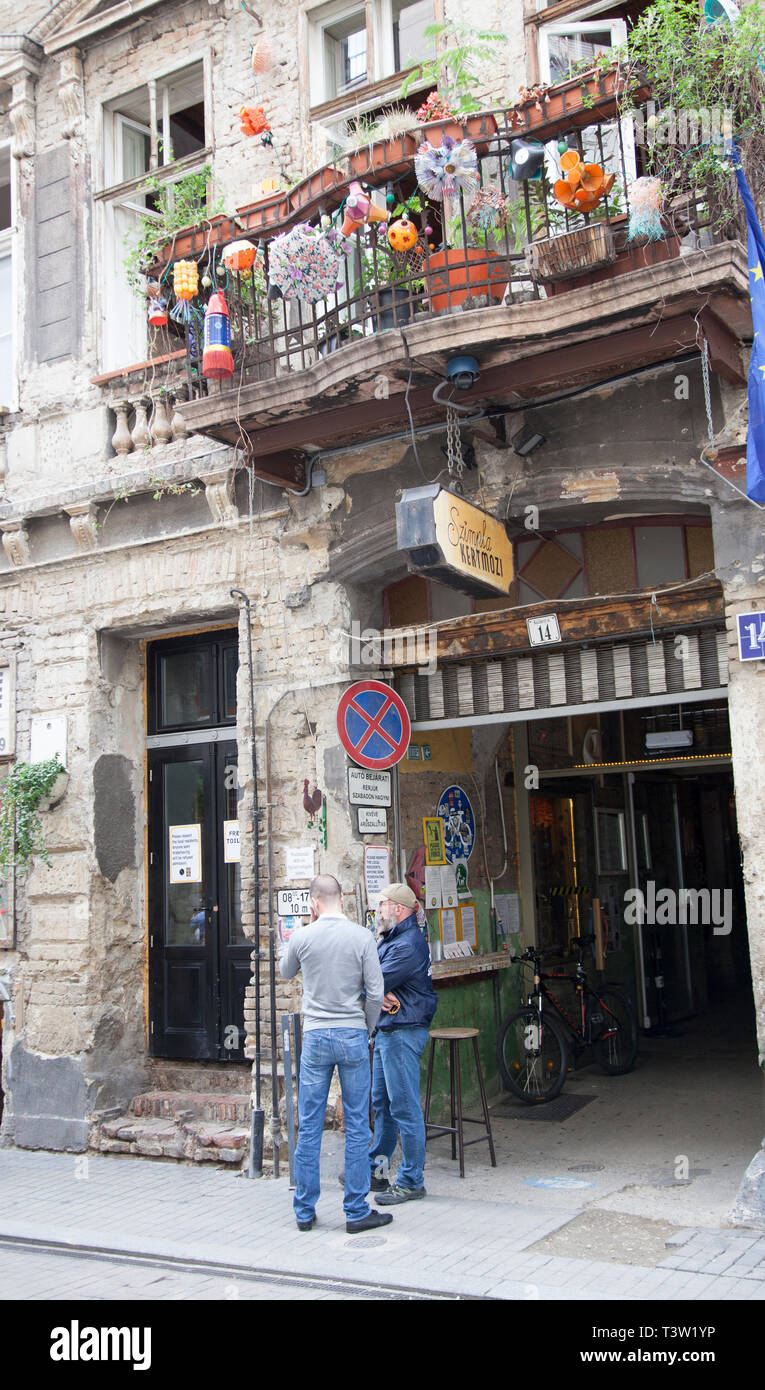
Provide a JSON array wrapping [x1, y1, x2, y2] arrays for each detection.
[[423, 890, 522, 1124]]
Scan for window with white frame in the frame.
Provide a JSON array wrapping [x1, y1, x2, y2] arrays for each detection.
[[538, 16, 635, 192], [0, 147, 14, 410], [309, 0, 435, 110], [99, 59, 209, 372]]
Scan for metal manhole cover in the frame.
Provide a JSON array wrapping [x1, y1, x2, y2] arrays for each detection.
[[568, 1162, 605, 1173], [344, 1236, 388, 1250]]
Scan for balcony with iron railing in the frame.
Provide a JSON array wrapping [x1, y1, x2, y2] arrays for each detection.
[[120, 66, 752, 488]]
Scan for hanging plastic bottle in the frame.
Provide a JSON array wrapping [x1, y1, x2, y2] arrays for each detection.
[[202, 291, 234, 380], [148, 297, 168, 327]]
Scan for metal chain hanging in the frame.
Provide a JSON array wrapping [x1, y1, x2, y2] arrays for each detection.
[[445, 405, 465, 491]]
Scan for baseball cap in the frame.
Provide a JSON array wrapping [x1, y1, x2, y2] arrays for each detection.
[[377, 882, 418, 910]]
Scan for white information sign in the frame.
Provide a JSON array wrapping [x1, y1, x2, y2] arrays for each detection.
[[169, 824, 202, 884], [439, 907, 459, 944], [495, 891, 521, 939], [30, 714, 67, 766], [459, 902, 478, 948], [439, 864, 459, 908], [223, 820, 240, 863], [364, 844, 391, 905], [526, 613, 561, 647], [285, 845, 315, 881], [277, 888, 312, 918], [424, 867, 442, 910], [348, 768, 392, 806], [358, 806, 387, 834]]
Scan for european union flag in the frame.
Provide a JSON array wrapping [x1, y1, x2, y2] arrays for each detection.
[[729, 145, 765, 502]]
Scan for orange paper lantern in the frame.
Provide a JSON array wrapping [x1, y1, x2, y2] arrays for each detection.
[[553, 179, 575, 206], [387, 216, 419, 252], [559, 149, 580, 172], [222, 239, 257, 273], [580, 163, 604, 193]]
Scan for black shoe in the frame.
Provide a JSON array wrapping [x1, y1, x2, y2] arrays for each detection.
[[346, 1210, 393, 1234], [296, 1216, 315, 1231], [338, 1171, 390, 1192]]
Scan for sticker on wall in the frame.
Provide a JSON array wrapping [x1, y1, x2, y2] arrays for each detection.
[[169, 824, 202, 883], [459, 902, 477, 949], [422, 816, 446, 865], [453, 856, 470, 896], [437, 785, 475, 862], [285, 845, 315, 881]]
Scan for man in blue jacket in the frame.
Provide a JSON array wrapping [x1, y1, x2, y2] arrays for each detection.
[[370, 882, 438, 1205]]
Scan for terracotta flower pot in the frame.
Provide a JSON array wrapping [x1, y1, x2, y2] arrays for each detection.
[[427, 248, 508, 312]]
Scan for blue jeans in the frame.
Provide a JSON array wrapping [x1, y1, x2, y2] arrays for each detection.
[[370, 1025, 430, 1190], [294, 1028, 372, 1224]]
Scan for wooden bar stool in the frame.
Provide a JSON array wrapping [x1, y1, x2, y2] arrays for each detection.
[[423, 1027, 497, 1178]]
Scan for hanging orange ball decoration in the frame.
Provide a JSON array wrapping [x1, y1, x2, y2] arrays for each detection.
[[387, 216, 419, 252], [239, 105, 270, 137]]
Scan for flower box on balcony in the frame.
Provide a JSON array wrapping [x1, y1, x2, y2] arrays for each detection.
[[419, 111, 499, 155], [349, 134, 419, 179], [527, 222, 615, 284], [514, 64, 650, 137]]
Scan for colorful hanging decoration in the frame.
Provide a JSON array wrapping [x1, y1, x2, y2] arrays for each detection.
[[239, 105, 270, 137], [267, 223, 344, 302], [202, 292, 234, 380], [414, 136, 479, 203], [222, 239, 258, 273], [387, 215, 420, 252], [467, 187, 510, 233], [173, 260, 198, 301], [627, 176, 664, 241], [148, 298, 168, 327], [341, 181, 390, 236], [552, 151, 616, 214], [251, 34, 272, 74]]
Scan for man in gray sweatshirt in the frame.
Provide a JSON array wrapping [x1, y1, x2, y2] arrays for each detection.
[[279, 873, 391, 1233]]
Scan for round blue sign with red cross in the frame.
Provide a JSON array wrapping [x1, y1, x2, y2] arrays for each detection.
[[337, 680, 411, 771]]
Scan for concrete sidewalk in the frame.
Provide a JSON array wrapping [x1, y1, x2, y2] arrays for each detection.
[[1, 1143, 764, 1301]]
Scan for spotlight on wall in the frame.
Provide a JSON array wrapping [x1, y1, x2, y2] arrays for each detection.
[[511, 424, 546, 457], [509, 138, 545, 181], [446, 354, 480, 390]]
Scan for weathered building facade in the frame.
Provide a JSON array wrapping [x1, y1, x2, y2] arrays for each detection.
[[0, 0, 763, 1208]]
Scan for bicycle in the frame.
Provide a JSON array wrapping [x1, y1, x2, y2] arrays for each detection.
[[496, 935, 638, 1104]]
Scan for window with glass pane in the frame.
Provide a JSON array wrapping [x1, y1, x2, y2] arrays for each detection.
[[325, 12, 367, 95], [160, 648, 213, 727], [393, 0, 435, 71], [547, 29, 613, 82], [164, 761, 206, 946], [222, 646, 238, 721]]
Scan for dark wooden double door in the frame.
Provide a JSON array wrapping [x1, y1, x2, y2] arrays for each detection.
[[147, 632, 249, 1062]]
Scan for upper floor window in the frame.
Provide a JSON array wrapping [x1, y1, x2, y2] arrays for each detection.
[[308, 0, 435, 112], [98, 60, 210, 372]]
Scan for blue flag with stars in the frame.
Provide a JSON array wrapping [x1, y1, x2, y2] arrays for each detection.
[[729, 145, 765, 502]]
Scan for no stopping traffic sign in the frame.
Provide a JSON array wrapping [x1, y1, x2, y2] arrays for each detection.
[[337, 680, 411, 770]]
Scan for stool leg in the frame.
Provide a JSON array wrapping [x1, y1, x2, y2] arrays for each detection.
[[454, 1041, 465, 1179], [449, 1041, 457, 1161], [423, 1039, 435, 1131], [473, 1036, 497, 1168]]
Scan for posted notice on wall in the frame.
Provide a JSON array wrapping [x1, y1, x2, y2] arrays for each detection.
[[285, 845, 315, 881], [364, 844, 390, 906], [169, 824, 202, 884], [459, 902, 478, 949]]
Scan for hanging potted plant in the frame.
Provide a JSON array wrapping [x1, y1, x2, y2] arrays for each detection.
[[0, 756, 68, 876], [399, 20, 504, 150]]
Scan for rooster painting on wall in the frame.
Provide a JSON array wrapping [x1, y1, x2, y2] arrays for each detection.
[[303, 779, 323, 827]]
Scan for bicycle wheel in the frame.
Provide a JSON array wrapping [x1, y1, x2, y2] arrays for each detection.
[[497, 1006, 569, 1104], [590, 987, 638, 1075]]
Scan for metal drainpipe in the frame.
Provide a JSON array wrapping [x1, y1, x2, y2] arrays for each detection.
[[264, 694, 283, 1177], [230, 589, 265, 1178]]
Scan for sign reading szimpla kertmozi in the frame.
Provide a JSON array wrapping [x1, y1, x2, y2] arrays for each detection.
[[395, 485, 514, 598], [433, 490, 512, 591]]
